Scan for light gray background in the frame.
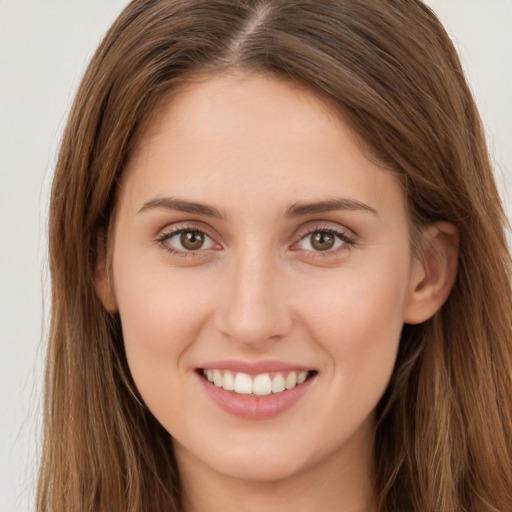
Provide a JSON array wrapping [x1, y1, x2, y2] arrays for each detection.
[[0, 1, 511, 511]]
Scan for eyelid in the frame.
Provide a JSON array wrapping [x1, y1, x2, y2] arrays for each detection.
[[154, 220, 356, 258], [155, 221, 222, 256], [294, 220, 356, 239], [290, 222, 357, 254]]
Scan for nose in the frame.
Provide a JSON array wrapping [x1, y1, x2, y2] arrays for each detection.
[[214, 247, 294, 348]]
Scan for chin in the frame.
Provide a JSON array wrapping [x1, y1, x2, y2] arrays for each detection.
[[173, 431, 312, 484], [207, 451, 307, 483]]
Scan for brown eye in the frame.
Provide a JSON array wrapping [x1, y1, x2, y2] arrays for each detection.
[[180, 231, 205, 250], [296, 228, 351, 253], [160, 228, 216, 253], [310, 231, 335, 251]]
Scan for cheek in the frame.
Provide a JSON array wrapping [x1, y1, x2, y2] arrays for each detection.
[[116, 254, 213, 341], [302, 259, 410, 388], [113, 262, 214, 404]]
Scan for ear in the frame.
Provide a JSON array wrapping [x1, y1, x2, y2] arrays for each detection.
[[404, 221, 459, 324], [94, 233, 118, 313]]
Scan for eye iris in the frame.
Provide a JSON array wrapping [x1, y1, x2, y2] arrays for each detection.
[[180, 231, 204, 250], [311, 231, 335, 251]]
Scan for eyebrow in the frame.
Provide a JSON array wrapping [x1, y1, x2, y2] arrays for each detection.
[[138, 196, 376, 219], [285, 198, 377, 217], [138, 197, 224, 219]]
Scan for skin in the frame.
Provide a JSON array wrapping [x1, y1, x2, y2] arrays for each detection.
[[96, 72, 458, 512]]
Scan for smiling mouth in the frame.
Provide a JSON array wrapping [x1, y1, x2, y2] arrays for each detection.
[[199, 369, 317, 396]]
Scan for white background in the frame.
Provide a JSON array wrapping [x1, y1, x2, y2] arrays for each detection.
[[0, 1, 511, 511]]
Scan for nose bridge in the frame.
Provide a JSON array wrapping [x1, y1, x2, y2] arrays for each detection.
[[215, 242, 293, 346]]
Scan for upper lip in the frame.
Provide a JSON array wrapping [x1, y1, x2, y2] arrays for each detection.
[[198, 359, 315, 375]]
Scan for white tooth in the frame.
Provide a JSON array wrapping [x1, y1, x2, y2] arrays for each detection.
[[271, 373, 285, 393], [234, 372, 253, 394], [285, 371, 297, 390], [213, 369, 223, 387], [297, 371, 308, 384], [223, 371, 235, 391], [206, 369, 214, 382], [253, 374, 272, 396]]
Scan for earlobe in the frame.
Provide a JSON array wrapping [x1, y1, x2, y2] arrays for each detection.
[[404, 221, 459, 325], [94, 233, 118, 313]]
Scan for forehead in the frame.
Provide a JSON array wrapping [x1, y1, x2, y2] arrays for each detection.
[[131, 72, 350, 161], [120, 72, 405, 219]]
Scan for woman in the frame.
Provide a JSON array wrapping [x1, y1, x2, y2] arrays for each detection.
[[38, 1, 512, 511]]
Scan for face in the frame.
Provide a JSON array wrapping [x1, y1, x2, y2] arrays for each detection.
[[102, 73, 428, 484]]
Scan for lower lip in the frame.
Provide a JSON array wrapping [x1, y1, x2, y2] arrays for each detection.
[[197, 372, 316, 420]]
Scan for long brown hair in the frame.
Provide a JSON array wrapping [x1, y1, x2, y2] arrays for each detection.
[[39, 1, 512, 511]]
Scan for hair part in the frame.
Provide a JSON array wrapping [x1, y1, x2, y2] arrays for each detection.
[[39, 1, 512, 511]]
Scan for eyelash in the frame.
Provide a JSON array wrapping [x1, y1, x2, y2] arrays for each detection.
[[156, 223, 216, 258], [155, 224, 356, 258], [294, 226, 356, 257]]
